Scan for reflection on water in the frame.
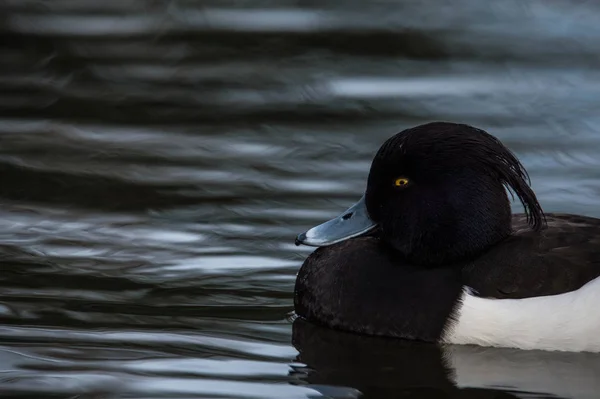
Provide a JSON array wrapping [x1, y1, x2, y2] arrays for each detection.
[[293, 319, 600, 399], [1, 0, 600, 398]]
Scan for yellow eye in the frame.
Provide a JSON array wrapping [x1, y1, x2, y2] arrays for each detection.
[[394, 177, 410, 187]]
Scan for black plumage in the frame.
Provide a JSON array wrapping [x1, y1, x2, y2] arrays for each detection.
[[294, 122, 600, 342]]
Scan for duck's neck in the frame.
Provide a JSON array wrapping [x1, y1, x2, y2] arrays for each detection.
[[383, 177, 512, 266]]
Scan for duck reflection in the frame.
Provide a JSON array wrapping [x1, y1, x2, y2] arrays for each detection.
[[291, 318, 600, 399]]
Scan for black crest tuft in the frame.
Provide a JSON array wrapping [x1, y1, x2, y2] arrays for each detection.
[[374, 122, 546, 231]]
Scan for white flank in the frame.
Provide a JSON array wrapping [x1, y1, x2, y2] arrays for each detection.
[[443, 276, 600, 352]]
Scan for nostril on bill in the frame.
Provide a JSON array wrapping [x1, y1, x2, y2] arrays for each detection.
[[342, 212, 353, 220]]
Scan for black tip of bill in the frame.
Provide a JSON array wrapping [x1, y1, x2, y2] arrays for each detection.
[[294, 233, 306, 246], [294, 195, 377, 247]]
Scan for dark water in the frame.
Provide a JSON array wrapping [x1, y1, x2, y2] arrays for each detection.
[[1, 1, 600, 398]]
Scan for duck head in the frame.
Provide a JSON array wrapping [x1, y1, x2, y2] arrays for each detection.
[[295, 122, 545, 265]]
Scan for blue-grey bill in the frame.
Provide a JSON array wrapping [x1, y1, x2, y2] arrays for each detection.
[[295, 195, 377, 247]]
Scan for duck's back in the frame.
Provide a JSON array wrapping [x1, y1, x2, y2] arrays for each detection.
[[462, 213, 600, 300]]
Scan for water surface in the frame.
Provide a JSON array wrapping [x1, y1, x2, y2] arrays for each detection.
[[1, 1, 600, 398]]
